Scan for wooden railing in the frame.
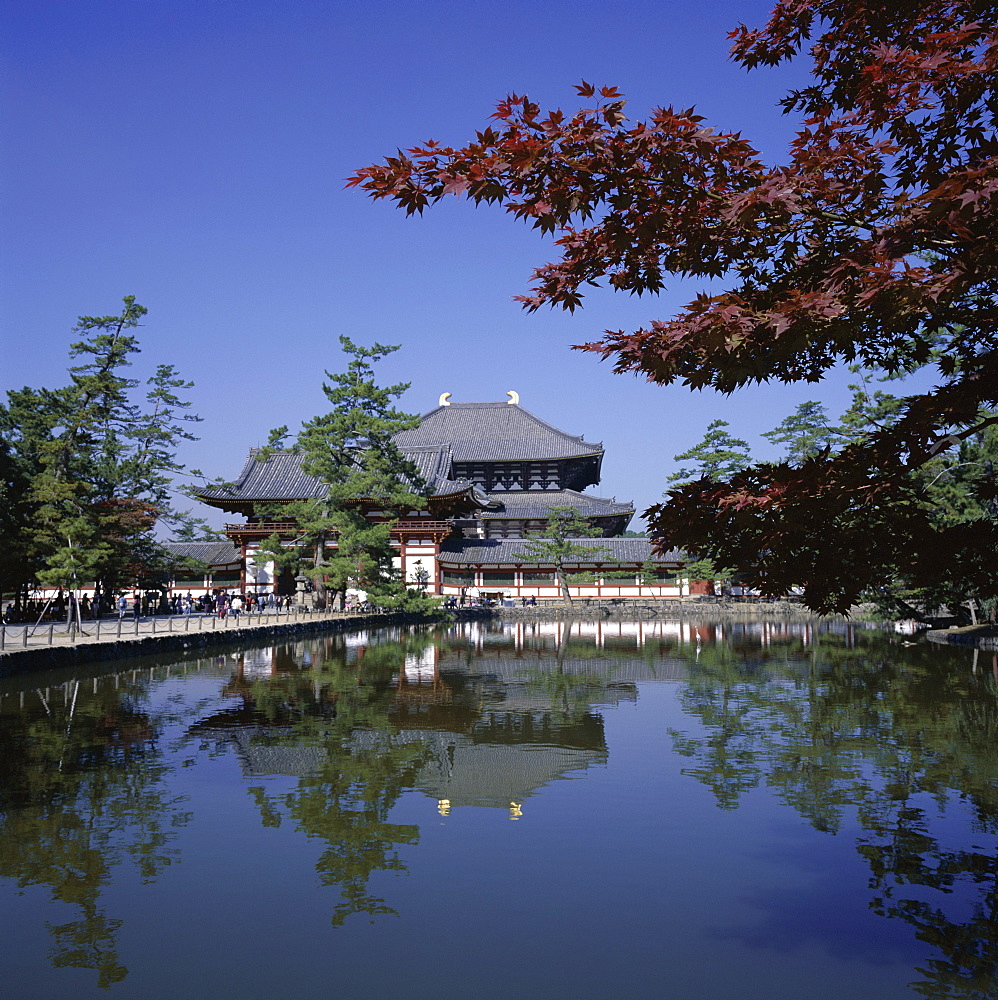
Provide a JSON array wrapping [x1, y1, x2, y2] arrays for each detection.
[[390, 520, 454, 533], [224, 520, 455, 549], [225, 521, 300, 535]]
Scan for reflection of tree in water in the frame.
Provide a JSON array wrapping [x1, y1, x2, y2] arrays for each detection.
[[0, 679, 190, 988], [195, 637, 432, 927], [670, 634, 998, 999], [284, 735, 427, 926], [508, 622, 622, 716], [205, 629, 615, 925]]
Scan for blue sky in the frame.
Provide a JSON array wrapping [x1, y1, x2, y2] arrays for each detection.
[[1, 0, 922, 530]]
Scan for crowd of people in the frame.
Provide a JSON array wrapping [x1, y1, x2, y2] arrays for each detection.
[[2, 590, 297, 624]]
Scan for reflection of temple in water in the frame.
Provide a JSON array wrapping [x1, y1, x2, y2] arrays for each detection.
[[182, 617, 865, 816], [348, 725, 606, 815], [186, 630, 627, 817]]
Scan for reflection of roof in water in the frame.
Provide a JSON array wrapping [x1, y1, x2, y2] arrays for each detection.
[[190, 705, 609, 805], [226, 725, 331, 777], [347, 726, 607, 808]]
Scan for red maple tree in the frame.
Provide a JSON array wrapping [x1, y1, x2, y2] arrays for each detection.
[[349, 1, 998, 613]]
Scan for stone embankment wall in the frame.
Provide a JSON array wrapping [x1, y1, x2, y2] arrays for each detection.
[[0, 598, 857, 676], [485, 598, 839, 622], [924, 626, 998, 650]]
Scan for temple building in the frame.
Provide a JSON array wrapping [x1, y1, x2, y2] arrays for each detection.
[[183, 393, 686, 600]]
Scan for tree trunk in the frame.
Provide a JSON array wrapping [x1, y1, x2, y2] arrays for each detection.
[[556, 566, 572, 604], [312, 537, 328, 609]]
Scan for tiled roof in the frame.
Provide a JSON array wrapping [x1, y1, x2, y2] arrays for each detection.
[[198, 446, 478, 504], [395, 401, 603, 462], [480, 490, 633, 520], [402, 444, 475, 495], [438, 537, 684, 566], [162, 540, 240, 567], [199, 449, 328, 503]]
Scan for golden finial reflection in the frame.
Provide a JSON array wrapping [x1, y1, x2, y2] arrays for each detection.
[[437, 798, 451, 816], [509, 801, 522, 820]]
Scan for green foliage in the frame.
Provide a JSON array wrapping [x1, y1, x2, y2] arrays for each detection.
[[665, 378, 998, 616], [667, 420, 752, 486], [236, 634, 436, 925], [681, 557, 735, 583], [0, 677, 191, 987], [762, 401, 836, 462], [255, 337, 432, 611], [523, 505, 613, 601], [670, 630, 998, 997], [864, 411, 998, 621], [0, 298, 203, 607], [834, 367, 906, 447]]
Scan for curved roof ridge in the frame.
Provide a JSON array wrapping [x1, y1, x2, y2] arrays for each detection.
[[480, 489, 633, 520], [397, 400, 603, 462], [197, 443, 482, 509], [511, 403, 599, 446]]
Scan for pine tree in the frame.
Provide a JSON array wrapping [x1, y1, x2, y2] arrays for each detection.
[[255, 337, 436, 613], [762, 402, 836, 463], [667, 421, 751, 486], [522, 506, 611, 603], [0, 298, 202, 612]]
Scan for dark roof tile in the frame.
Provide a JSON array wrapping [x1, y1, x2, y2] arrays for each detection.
[[199, 449, 327, 503], [162, 540, 240, 567], [438, 538, 684, 566], [198, 446, 477, 504], [395, 401, 603, 462], [481, 489, 633, 520]]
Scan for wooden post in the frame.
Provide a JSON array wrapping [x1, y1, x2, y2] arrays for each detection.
[[48, 625, 54, 645]]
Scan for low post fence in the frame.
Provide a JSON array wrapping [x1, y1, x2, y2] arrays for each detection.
[[0, 605, 365, 653]]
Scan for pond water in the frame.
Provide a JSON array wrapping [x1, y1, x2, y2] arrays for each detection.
[[0, 619, 995, 1000]]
